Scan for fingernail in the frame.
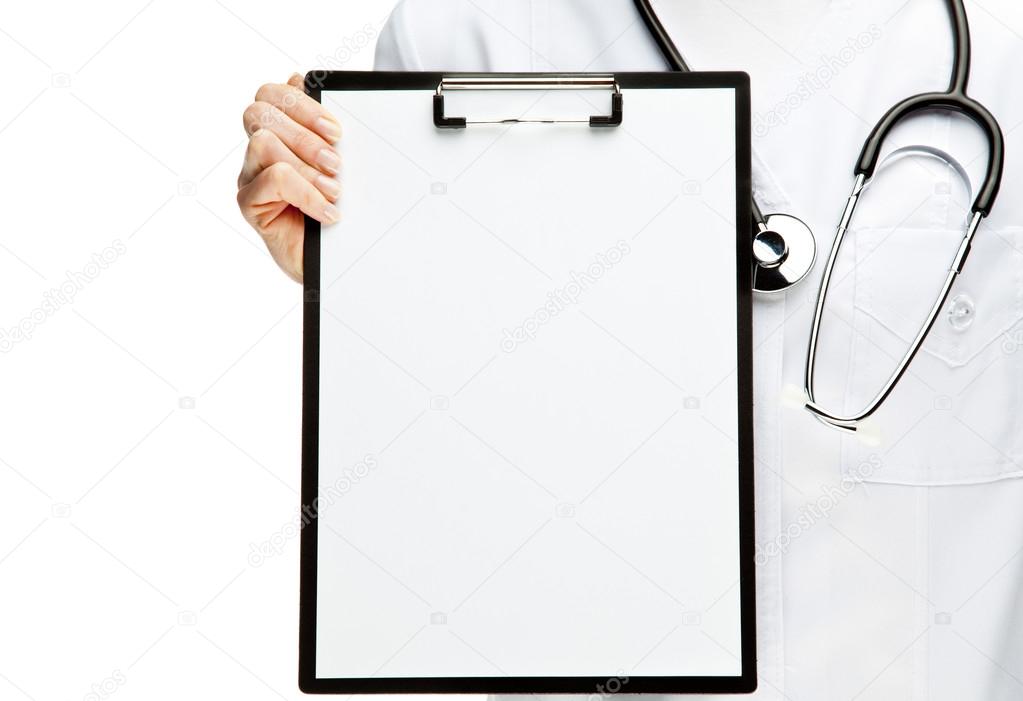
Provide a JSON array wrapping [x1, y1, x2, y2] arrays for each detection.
[[317, 174, 341, 200], [317, 148, 340, 174], [316, 116, 342, 143], [322, 203, 340, 225]]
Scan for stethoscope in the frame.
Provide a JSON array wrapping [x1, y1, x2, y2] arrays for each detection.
[[633, 0, 1005, 431]]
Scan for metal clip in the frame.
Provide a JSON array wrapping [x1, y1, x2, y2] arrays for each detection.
[[433, 73, 623, 128]]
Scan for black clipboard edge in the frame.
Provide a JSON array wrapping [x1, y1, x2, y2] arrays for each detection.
[[301, 70, 756, 695]]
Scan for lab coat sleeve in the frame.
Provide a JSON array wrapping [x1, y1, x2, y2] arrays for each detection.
[[373, 0, 423, 70]]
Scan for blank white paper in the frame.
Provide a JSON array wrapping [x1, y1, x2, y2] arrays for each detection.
[[314, 85, 743, 679]]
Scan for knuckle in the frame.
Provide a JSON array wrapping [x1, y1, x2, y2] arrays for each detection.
[[242, 102, 263, 132], [254, 83, 276, 103], [266, 161, 291, 186], [248, 128, 274, 156], [244, 101, 280, 134], [279, 86, 302, 112]]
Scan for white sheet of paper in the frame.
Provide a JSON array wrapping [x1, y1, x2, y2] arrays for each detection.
[[314, 85, 744, 680]]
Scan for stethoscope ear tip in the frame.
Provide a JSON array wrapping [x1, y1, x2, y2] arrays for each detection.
[[854, 419, 882, 446], [780, 383, 809, 409], [800, 395, 885, 443]]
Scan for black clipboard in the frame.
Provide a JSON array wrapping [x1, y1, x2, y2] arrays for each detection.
[[301, 71, 756, 695]]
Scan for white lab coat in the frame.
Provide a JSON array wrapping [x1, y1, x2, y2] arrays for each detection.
[[373, 2, 1023, 698]]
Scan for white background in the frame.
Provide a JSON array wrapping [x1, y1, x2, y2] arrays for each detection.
[[7, 3, 1023, 701], [0, 2, 401, 700]]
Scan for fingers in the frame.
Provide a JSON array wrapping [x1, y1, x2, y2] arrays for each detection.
[[243, 100, 341, 177], [237, 75, 343, 284], [239, 128, 340, 202], [237, 161, 339, 228], [254, 81, 342, 144]]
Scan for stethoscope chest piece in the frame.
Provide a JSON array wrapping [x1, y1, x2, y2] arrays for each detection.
[[752, 213, 816, 293], [634, 0, 1003, 428]]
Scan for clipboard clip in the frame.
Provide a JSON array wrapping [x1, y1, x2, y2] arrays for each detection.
[[433, 74, 623, 129]]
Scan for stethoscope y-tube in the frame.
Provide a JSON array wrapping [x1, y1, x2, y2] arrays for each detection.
[[634, 0, 1006, 430]]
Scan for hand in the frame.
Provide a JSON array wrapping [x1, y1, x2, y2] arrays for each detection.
[[237, 73, 342, 283]]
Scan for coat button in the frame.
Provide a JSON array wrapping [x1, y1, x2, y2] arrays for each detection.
[[947, 293, 975, 331]]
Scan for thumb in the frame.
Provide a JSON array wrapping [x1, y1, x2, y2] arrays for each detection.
[[287, 72, 305, 90]]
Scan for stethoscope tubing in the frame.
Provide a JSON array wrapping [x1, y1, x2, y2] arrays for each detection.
[[857, 92, 1003, 215], [632, 0, 766, 227], [805, 0, 1004, 429], [633, 0, 1006, 431]]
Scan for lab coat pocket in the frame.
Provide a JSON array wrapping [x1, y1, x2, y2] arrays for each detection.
[[840, 225, 1023, 485]]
